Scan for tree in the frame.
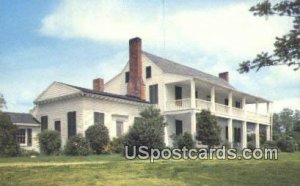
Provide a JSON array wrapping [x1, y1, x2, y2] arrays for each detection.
[[0, 93, 6, 111], [64, 135, 90, 156], [238, 0, 300, 73], [85, 124, 109, 154], [124, 106, 166, 155], [0, 112, 19, 156], [38, 130, 61, 155], [172, 132, 194, 149], [196, 110, 221, 148]]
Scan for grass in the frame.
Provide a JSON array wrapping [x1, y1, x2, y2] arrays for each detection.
[[0, 152, 300, 186]]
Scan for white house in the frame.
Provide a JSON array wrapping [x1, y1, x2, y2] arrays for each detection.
[[32, 37, 272, 148], [5, 112, 40, 151]]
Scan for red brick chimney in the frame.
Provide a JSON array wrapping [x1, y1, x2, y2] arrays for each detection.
[[219, 72, 229, 82], [127, 37, 145, 100], [93, 78, 104, 92]]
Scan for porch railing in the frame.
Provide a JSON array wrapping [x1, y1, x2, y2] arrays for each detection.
[[166, 98, 191, 111], [215, 103, 230, 114], [196, 99, 211, 111]]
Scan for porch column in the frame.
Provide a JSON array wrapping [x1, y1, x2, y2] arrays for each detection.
[[228, 119, 233, 147], [242, 121, 247, 148], [164, 116, 169, 146], [242, 96, 246, 110], [190, 79, 196, 109], [255, 123, 260, 148], [210, 86, 215, 112], [266, 125, 271, 141], [191, 111, 197, 141], [228, 91, 233, 114], [266, 102, 270, 114]]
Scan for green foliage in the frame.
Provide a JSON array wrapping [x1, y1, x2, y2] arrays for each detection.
[[85, 124, 109, 154], [277, 136, 297, 152], [247, 141, 256, 151], [110, 137, 124, 154], [261, 140, 278, 150], [238, 0, 300, 73], [171, 132, 194, 149], [19, 149, 40, 157], [222, 141, 231, 149], [124, 106, 166, 155], [0, 112, 20, 156], [0, 93, 6, 111], [196, 110, 221, 148], [293, 121, 300, 132], [38, 130, 61, 155], [64, 135, 90, 156], [287, 131, 300, 151]]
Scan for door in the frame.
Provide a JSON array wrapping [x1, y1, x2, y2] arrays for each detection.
[[67, 111, 76, 138], [175, 86, 182, 106], [175, 120, 183, 135]]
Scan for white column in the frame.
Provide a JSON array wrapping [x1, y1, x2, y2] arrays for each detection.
[[255, 123, 260, 148], [228, 91, 233, 114], [190, 79, 196, 109], [228, 119, 233, 147], [242, 96, 246, 110], [242, 121, 247, 148], [160, 83, 167, 112], [266, 102, 270, 114], [191, 111, 197, 141], [210, 86, 215, 112], [266, 125, 271, 141]]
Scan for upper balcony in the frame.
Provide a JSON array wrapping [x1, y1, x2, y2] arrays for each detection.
[[164, 78, 272, 125]]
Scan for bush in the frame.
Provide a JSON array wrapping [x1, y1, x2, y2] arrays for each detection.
[[0, 112, 20, 156], [38, 130, 61, 155], [222, 141, 231, 149], [110, 137, 124, 153], [247, 141, 256, 151], [64, 135, 90, 156], [124, 107, 166, 156], [172, 132, 194, 149], [85, 124, 109, 154], [261, 140, 278, 150], [277, 138, 297, 152], [19, 149, 40, 157]]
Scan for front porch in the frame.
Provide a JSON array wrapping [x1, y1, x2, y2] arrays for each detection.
[[164, 111, 271, 148]]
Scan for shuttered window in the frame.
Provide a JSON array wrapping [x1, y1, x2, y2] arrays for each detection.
[[41, 116, 48, 131], [175, 120, 183, 135], [146, 66, 151, 78], [17, 129, 26, 144], [116, 121, 124, 137], [234, 127, 241, 143], [125, 72, 130, 83], [235, 101, 241, 108], [55, 121, 61, 133], [94, 112, 105, 125], [67, 111, 76, 138], [149, 84, 158, 104], [27, 129, 32, 146]]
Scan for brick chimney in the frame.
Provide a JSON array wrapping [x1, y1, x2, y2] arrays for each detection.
[[93, 78, 104, 92], [219, 72, 229, 82], [127, 37, 145, 100]]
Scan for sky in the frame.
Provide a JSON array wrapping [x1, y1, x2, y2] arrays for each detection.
[[0, 0, 299, 113]]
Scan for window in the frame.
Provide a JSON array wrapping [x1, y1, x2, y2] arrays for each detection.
[[67, 111, 76, 138], [224, 98, 229, 106], [125, 72, 130, 83], [55, 121, 61, 133], [146, 66, 151, 78], [149, 84, 158, 104], [234, 127, 241, 143], [94, 112, 105, 125], [225, 126, 228, 140], [17, 129, 26, 144], [41, 116, 48, 131], [235, 101, 241, 108], [175, 120, 183, 135], [27, 129, 32, 146], [195, 91, 199, 99], [116, 121, 124, 137]]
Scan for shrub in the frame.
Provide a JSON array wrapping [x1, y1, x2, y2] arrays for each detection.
[[0, 112, 20, 156], [64, 135, 90, 156], [261, 140, 277, 150], [172, 132, 194, 149], [277, 138, 297, 152], [19, 149, 40, 157], [124, 107, 166, 156], [110, 137, 124, 153], [38, 130, 61, 155], [222, 141, 231, 149], [247, 141, 256, 151], [85, 124, 109, 154]]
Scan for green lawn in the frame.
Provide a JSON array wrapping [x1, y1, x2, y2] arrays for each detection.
[[0, 152, 300, 186]]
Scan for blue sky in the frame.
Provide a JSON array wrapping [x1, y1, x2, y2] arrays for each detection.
[[0, 0, 299, 113]]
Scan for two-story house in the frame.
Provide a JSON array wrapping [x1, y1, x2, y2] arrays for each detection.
[[33, 37, 272, 148]]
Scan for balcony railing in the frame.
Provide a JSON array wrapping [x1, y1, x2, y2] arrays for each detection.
[[165, 98, 270, 124]]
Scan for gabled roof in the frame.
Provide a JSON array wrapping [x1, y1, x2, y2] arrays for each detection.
[[143, 51, 234, 89], [59, 83, 149, 104], [5, 112, 40, 125]]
